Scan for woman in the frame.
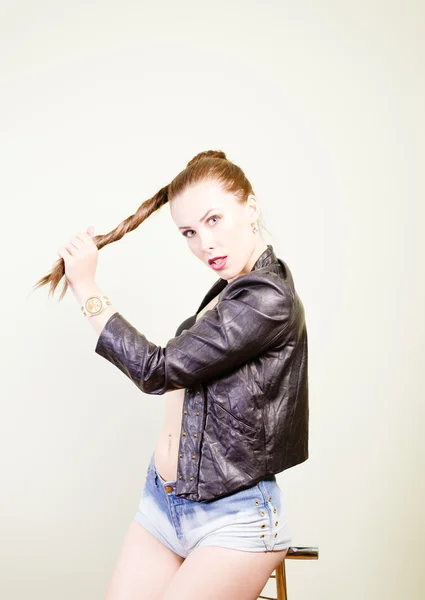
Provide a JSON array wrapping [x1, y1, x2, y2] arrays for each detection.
[[35, 150, 309, 600]]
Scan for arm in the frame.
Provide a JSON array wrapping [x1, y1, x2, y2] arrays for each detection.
[[94, 273, 294, 395], [70, 281, 119, 334]]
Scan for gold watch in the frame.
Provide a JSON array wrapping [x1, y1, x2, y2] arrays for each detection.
[[81, 295, 111, 317]]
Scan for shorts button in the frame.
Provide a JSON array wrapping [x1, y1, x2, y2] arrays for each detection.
[[164, 485, 173, 493]]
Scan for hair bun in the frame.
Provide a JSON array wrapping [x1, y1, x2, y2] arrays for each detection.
[[186, 150, 227, 168]]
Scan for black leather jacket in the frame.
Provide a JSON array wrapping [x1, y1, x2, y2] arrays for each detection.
[[95, 244, 309, 502]]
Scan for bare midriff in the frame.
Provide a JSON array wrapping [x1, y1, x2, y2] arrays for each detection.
[[154, 294, 220, 482]]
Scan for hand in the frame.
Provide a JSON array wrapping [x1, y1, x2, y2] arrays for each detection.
[[57, 225, 98, 289]]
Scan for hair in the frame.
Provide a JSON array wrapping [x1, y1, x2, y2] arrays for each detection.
[[33, 149, 269, 300]]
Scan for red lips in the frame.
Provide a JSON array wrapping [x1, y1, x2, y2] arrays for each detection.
[[208, 255, 227, 265]]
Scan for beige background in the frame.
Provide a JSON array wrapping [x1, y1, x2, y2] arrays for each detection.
[[1, 1, 424, 598]]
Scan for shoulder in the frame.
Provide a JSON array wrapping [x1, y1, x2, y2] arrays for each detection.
[[221, 268, 292, 300], [221, 269, 294, 312]]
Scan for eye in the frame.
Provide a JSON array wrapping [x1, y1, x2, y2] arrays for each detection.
[[182, 215, 220, 238]]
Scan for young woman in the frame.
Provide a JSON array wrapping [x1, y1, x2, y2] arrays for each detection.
[[36, 150, 309, 600]]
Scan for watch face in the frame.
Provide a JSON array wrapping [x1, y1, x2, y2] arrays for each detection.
[[86, 296, 102, 314]]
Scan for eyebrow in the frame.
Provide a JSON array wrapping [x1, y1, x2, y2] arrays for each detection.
[[178, 208, 220, 231]]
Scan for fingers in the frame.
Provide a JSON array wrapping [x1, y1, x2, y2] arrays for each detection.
[[76, 231, 97, 248], [57, 229, 98, 260], [69, 231, 97, 251], [70, 236, 85, 248], [76, 231, 92, 241], [64, 242, 79, 256], [56, 227, 98, 286], [57, 246, 71, 259]]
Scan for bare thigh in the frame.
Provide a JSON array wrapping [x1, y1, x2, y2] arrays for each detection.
[[104, 520, 185, 600], [160, 546, 288, 600]]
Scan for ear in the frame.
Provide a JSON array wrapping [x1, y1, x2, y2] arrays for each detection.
[[247, 195, 260, 220]]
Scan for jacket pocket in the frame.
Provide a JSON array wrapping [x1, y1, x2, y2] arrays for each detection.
[[214, 401, 258, 436], [204, 400, 265, 484], [215, 402, 258, 433]]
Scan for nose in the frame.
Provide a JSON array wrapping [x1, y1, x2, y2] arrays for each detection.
[[199, 231, 216, 254]]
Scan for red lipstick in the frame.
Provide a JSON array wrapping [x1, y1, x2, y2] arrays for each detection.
[[208, 256, 228, 271]]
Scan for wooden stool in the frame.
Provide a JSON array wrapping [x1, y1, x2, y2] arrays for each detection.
[[259, 545, 319, 600]]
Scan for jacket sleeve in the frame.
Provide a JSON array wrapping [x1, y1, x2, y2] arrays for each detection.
[[94, 273, 294, 395]]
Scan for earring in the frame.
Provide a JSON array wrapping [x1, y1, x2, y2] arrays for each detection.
[[252, 223, 259, 234]]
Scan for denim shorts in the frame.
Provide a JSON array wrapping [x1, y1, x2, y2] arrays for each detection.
[[133, 451, 292, 558]]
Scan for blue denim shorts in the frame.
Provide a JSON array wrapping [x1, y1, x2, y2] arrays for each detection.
[[133, 451, 292, 558]]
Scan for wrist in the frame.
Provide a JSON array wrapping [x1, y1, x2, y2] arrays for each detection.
[[71, 281, 101, 305]]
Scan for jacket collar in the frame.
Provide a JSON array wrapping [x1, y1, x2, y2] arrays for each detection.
[[196, 244, 278, 315], [250, 243, 277, 271]]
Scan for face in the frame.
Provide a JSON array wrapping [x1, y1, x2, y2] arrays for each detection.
[[170, 179, 267, 283]]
